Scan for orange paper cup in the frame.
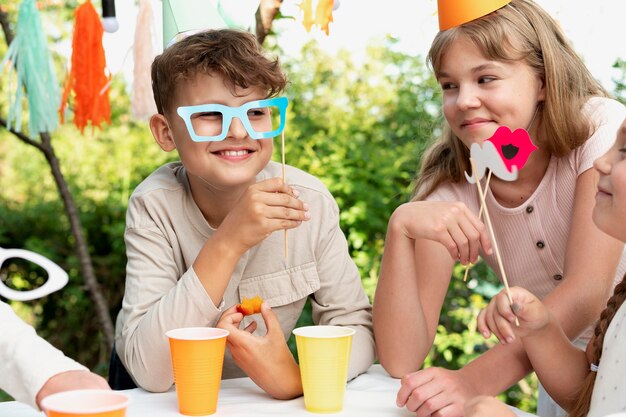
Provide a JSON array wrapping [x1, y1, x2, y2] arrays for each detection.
[[41, 389, 129, 417], [166, 327, 229, 416]]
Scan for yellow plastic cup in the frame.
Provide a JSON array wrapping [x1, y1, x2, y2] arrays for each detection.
[[292, 325, 355, 413], [41, 389, 129, 417], [166, 327, 229, 416]]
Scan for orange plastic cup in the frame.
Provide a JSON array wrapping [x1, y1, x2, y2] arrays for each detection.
[[166, 327, 229, 416], [41, 389, 129, 417]]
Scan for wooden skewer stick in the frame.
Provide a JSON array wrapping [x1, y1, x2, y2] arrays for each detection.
[[469, 159, 518, 325], [282, 130, 288, 258], [463, 170, 492, 281]]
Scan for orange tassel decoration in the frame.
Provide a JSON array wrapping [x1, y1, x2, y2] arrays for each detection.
[[59, 0, 111, 134]]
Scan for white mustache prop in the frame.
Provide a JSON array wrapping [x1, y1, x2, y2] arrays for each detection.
[[465, 141, 519, 183], [0, 247, 69, 301]]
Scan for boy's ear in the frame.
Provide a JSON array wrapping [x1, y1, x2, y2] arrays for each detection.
[[150, 114, 176, 152]]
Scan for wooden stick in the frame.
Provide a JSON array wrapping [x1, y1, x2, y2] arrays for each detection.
[[282, 130, 288, 258], [469, 159, 518, 325], [463, 170, 492, 281]]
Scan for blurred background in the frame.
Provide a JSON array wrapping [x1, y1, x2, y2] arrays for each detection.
[[1, 1, 625, 413]]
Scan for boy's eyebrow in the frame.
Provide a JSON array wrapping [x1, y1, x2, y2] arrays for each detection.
[[437, 63, 501, 79]]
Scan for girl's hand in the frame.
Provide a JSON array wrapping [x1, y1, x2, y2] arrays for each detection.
[[216, 303, 302, 399], [218, 178, 310, 255], [389, 201, 492, 265], [476, 286, 551, 344]]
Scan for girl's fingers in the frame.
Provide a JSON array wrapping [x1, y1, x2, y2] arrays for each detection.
[[476, 309, 491, 339], [457, 215, 482, 264], [484, 304, 506, 343], [494, 291, 517, 323], [447, 223, 470, 263], [493, 313, 515, 344]]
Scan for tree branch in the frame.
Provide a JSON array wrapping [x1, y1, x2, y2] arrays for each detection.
[[0, 116, 46, 152], [255, 0, 283, 45]]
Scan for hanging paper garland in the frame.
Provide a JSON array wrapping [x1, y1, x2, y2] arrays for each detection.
[[300, 0, 334, 34], [1, 0, 60, 135], [59, 0, 111, 134], [300, 0, 314, 31], [131, 0, 157, 120], [314, 0, 334, 35]]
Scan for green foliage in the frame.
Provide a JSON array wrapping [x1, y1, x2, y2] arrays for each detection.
[[281, 38, 441, 294]]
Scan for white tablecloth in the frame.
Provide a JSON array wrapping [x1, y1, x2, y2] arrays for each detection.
[[0, 364, 535, 416], [1, 365, 412, 416]]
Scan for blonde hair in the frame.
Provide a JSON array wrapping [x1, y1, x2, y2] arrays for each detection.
[[568, 276, 626, 417], [413, 0, 608, 201]]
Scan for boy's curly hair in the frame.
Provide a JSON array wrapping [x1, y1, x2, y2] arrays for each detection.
[[151, 29, 287, 115]]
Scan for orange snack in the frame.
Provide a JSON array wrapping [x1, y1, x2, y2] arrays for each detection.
[[236, 296, 263, 316]]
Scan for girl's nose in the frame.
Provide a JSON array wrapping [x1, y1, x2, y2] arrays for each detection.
[[593, 150, 611, 175], [456, 85, 481, 110]]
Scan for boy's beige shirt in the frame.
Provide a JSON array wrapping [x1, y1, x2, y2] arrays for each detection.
[[115, 161, 375, 392]]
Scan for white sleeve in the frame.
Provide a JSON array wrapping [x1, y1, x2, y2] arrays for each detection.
[[0, 301, 87, 409]]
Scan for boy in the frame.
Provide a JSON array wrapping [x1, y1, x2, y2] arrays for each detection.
[[113, 29, 375, 399]]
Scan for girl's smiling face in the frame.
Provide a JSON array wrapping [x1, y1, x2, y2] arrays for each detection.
[[593, 119, 626, 242], [437, 37, 545, 148]]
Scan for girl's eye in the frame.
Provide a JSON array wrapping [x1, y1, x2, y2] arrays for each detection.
[[619, 147, 626, 155], [440, 82, 457, 90], [478, 76, 496, 84]]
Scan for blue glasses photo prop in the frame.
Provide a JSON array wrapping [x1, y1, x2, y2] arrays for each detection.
[[177, 96, 288, 142]]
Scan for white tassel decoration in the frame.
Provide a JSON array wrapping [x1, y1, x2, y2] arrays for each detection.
[[131, 0, 157, 120]]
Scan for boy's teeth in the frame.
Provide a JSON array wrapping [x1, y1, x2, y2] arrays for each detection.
[[220, 150, 248, 156]]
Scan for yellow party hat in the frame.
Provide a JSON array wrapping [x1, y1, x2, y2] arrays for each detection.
[[437, 0, 512, 31]]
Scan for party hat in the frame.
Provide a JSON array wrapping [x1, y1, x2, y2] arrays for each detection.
[[162, 0, 260, 49], [437, 0, 511, 31]]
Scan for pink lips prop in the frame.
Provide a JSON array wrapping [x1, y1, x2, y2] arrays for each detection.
[[486, 126, 537, 173]]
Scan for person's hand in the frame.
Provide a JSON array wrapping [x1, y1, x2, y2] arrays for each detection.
[[36, 370, 110, 408], [464, 395, 517, 417], [396, 367, 478, 417], [389, 201, 492, 265], [476, 286, 550, 344], [217, 178, 310, 254], [216, 303, 302, 399]]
